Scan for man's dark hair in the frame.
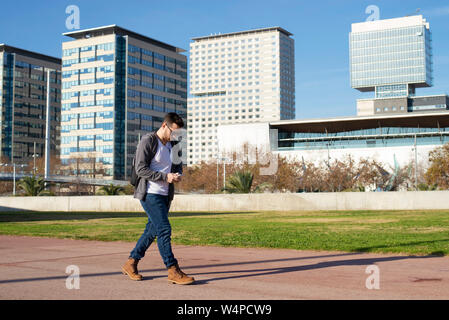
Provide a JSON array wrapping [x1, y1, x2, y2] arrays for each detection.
[[164, 112, 184, 128]]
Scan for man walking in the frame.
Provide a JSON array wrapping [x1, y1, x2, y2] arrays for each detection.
[[122, 112, 194, 285]]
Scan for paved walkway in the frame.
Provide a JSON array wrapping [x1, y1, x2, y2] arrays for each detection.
[[0, 235, 448, 300]]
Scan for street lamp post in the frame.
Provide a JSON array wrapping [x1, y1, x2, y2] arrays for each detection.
[[32, 141, 39, 175], [45, 69, 51, 180], [414, 133, 418, 190], [0, 163, 27, 196], [217, 156, 230, 193]]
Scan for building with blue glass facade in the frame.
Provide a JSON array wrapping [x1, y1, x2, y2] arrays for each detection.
[[61, 25, 187, 180], [350, 15, 432, 97], [350, 15, 448, 117], [349, 15, 449, 116], [0, 44, 61, 164]]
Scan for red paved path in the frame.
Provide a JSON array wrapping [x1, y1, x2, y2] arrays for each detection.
[[0, 235, 448, 299]]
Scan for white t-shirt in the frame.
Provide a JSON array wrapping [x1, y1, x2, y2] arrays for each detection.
[[146, 138, 172, 196]]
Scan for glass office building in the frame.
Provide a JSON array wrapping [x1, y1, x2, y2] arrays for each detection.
[[61, 25, 187, 180], [275, 114, 449, 151], [0, 44, 61, 164], [350, 15, 433, 98], [218, 112, 449, 172]]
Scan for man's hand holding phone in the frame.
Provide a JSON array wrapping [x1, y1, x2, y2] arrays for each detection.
[[167, 172, 182, 183]]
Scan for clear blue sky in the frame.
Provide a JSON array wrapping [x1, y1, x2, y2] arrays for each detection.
[[1, 0, 448, 119]]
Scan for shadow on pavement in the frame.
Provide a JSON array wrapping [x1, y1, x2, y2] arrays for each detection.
[[0, 251, 440, 286], [354, 239, 449, 256], [190, 254, 441, 283]]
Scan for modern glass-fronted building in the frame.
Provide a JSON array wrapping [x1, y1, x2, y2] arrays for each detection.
[[61, 25, 187, 180], [350, 15, 433, 97], [0, 44, 61, 164], [217, 112, 449, 170], [274, 113, 449, 151], [349, 15, 448, 117]]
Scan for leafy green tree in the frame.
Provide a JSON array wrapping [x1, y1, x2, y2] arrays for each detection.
[[17, 175, 53, 196]]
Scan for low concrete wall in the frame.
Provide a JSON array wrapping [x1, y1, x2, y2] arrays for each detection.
[[0, 191, 448, 212]]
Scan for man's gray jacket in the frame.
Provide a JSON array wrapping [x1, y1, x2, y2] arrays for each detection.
[[133, 131, 183, 203]]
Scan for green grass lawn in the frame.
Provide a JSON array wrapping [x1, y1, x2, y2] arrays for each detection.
[[0, 210, 448, 256]]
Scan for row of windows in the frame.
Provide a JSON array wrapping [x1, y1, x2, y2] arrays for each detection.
[[187, 114, 261, 125], [62, 76, 114, 89], [63, 42, 115, 57], [376, 84, 407, 92], [352, 66, 426, 78], [278, 135, 449, 151], [62, 122, 113, 132], [190, 96, 261, 106], [128, 67, 187, 87], [351, 50, 429, 65], [62, 54, 114, 67], [60, 158, 113, 165], [127, 111, 156, 121], [191, 44, 261, 55], [14, 60, 59, 73], [61, 111, 114, 122], [189, 103, 262, 112], [62, 65, 114, 78], [351, 43, 425, 58], [127, 89, 186, 107], [191, 82, 262, 91], [127, 100, 164, 112], [350, 35, 425, 50], [127, 77, 186, 98], [191, 59, 261, 68], [188, 108, 261, 117], [279, 127, 449, 141], [61, 99, 114, 111], [191, 50, 262, 60], [351, 57, 425, 72], [352, 75, 427, 88], [128, 44, 187, 69], [62, 88, 113, 101], [62, 134, 114, 144], [61, 145, 114, 155], [350, 26, 427, 41], [128, 54, 187, 78], [190, 89, 260, 102], [409, 104, 447, 111], [62, 87, 115, 100], [191, 37, 261, 50]]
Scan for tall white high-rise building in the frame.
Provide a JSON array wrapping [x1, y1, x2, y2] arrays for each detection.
[[187, 27, 295, 165]]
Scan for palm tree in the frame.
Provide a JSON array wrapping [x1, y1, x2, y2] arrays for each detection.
[[224, 170, 272, 193], [97, 183, 125, 195], [17, 175, 52, 196]]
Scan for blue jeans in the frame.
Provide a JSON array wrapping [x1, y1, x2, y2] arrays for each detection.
[[129, 193, 178, 268]]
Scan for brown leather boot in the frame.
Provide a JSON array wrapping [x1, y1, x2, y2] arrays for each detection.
[[122, 258, 143, 281], [167, 263, 195, 285]]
